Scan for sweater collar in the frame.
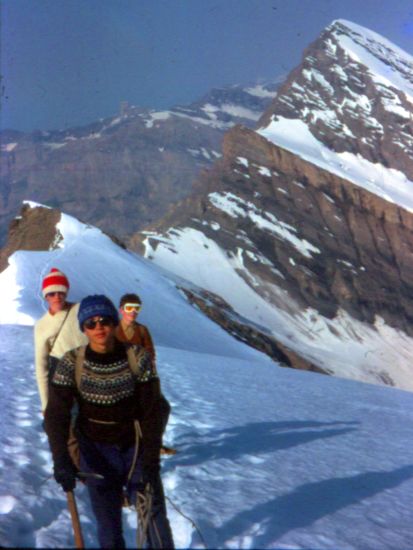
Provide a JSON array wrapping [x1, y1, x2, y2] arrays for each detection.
[[85, 339, 126, 364]]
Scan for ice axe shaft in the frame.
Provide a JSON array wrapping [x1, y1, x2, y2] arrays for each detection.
[[66, 491, 84, 549], [77, 471, 104, 480]]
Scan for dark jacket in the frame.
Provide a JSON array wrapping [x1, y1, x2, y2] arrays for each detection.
[[44, 340, 163, 474], [115, 321, 156, 361]]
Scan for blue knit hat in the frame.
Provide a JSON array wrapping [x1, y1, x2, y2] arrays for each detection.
[[78, 295, 119, 330]]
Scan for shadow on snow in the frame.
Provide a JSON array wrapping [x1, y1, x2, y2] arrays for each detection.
[[165, 421, 413, 546], [209, 463, 413, 547], [171, 420, 360, 467]]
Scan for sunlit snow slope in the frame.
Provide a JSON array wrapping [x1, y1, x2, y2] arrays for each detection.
[[0, 203, 269, 364]]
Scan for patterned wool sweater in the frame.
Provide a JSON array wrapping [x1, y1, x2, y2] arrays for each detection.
[[44, 340, 163, 473]]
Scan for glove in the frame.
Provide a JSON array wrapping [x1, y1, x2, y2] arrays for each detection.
[[138, 465, 159, 491], [135, 465, 156, 493], [53, 455, 78, 492]]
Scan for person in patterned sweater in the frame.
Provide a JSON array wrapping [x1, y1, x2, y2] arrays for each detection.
[[44, 294, 174, 549]]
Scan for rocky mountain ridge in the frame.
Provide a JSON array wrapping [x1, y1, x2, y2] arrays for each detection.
[[129, 20, 413, 388], [0, 81, 278, 246], [3, 20, 413, 389], [258, 19, 413, 180]]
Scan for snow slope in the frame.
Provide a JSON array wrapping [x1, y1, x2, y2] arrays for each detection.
[[259, 117, 413, 213], [0, 204, 266, 363], [1, 204, 413, 548], [143, 224, 413, 392], [1, 328, 413, 549], [331, 19, 413, 101]]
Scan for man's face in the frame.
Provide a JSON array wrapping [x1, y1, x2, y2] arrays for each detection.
[[120, 303, 141, 324], [83, 316, 116, 349], [45, 292, 67, 313]]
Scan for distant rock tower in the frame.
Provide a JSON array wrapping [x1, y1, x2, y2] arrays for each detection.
[[120, 101, 129, 118]]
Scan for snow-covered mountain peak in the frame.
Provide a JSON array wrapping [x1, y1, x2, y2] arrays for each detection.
[[171, 82, 279, 130], [131, 21, 413, 393], [257, 19, 413, 211], [328, 19, 413, 98]]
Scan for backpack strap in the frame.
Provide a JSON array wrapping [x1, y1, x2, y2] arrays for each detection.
[[137, 324, 157, 369], [49, 303, 73, 355], [137, 324, 145, 340], [126, 346, 139, 376], [74, 346, 87, 390]]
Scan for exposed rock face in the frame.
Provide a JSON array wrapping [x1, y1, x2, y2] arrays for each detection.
[[0, 204, 61, 273], [0, 82, 278, 246], [259, 20, 413, 179], [180, 286, 327, 374], [133, 124, 413, 335]]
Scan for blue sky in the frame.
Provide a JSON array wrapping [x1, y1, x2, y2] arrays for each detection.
[[2, 0, 413, 132]]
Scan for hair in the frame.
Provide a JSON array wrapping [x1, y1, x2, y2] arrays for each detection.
[[119, 293, 142, 308]]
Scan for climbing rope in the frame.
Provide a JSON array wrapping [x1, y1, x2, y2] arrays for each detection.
[[136, 483, 153, 548], [165, 495, 208, 549]]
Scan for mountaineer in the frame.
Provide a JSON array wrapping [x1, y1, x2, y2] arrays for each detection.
[[115, 292, 175, 456], [44, 294, 174, 548], [34, 267, 87, 412]]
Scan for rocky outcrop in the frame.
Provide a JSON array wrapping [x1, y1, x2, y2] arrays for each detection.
[[259, 21, 413, 180], [181, 286, 328, 374], [0, 203, 127, 273], [0, 204, 61, 273]]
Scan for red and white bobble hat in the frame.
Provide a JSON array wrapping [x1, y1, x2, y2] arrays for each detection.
[[42, 267, 70, 298]]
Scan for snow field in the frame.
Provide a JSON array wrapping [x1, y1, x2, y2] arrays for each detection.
[[155, 347, 413, 549], [1, 327, 413, 548]]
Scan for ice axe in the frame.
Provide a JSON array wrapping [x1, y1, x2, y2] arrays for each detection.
[[66, 472, 104, 548], [66, 490, 84, 549]]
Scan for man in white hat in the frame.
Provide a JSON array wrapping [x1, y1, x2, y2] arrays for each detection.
[[34, 267, 87, 413]]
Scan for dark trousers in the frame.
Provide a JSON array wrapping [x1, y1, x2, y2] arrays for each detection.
[[78, 432, 174, 549]]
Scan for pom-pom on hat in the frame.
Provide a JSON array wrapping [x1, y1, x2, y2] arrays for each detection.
[[42, 267, 70, 298], [78, 295, 119, 330]]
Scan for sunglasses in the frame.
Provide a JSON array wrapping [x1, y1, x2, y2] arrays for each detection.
[[83, 317, 114, 330], [46, 292, 66, 298], [123, 303, 142, 313]]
